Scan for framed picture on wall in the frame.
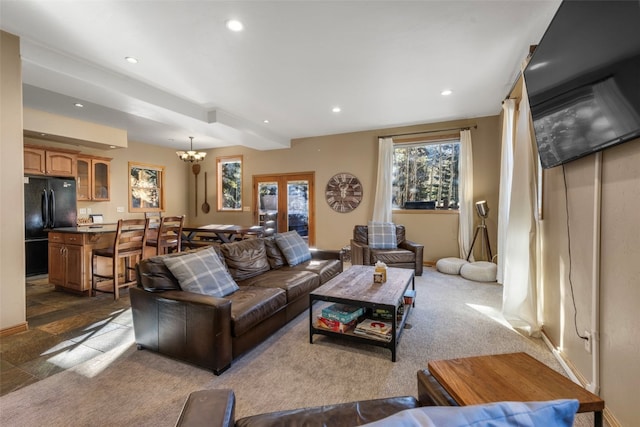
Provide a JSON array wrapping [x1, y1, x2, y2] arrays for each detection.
[[129, 162, 165, 212]]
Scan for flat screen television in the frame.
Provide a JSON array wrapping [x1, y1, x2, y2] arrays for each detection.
[[524, 0, 640, 169]]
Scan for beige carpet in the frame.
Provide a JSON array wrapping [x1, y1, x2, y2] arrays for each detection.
[[0, 267, 594, 426]]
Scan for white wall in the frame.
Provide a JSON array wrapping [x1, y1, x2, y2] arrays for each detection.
[[541, 139, 640, 426]]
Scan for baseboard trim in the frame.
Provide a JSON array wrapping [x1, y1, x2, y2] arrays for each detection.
[[541, 329, 621, 427], [0, 321, 28, 337]]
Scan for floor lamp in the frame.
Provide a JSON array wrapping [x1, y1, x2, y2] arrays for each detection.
[[466, 200, 493, 261]]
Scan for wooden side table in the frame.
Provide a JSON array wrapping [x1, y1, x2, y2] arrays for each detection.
[[428, 352, 604, 427]]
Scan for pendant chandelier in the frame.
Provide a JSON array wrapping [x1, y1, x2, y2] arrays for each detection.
[[176, 136, 206, 163]]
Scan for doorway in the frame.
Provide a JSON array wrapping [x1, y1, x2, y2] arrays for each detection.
[[253, 172, 315, 246]]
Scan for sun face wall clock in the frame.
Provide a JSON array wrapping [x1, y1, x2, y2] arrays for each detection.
[[325, 172, 363, 213]]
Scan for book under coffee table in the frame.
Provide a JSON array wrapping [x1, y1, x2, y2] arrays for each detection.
[[309, 265, 415, 362]]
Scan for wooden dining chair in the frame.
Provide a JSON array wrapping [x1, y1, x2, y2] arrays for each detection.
[[91, 218, 149, 300], [146, 215, 185, 255]]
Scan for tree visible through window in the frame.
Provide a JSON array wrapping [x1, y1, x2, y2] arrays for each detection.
[[217, 156, 242, 210], [392, 139, 460, 210]]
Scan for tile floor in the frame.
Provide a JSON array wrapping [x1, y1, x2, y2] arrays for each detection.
[[0, 277, 134, 396]]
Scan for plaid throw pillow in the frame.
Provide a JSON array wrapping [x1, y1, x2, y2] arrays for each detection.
[[368, 221, 397, 249], [163, 247, 238, 297], [275, 231, 311, 266]]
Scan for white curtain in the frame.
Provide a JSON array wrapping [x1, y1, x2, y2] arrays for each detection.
[[372, 137, 394, 222], [458, 129, 474, 260], [501, 83, 540, 337], [497, 100, 516, 283]]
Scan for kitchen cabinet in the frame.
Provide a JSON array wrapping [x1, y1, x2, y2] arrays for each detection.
[[48, 230, 114, 295], [77, 155, 112, 201], [24, 145, 78, 177]]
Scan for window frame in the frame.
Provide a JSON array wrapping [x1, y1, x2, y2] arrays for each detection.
[[392, 136, 460, 213], [216, 155, 243, 212]]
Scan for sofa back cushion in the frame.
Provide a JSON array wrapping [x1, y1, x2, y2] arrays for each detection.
[[137, 255, 182, 292], [263, 236, 286, 269], [163, 247, 239, 298], [220, 238, 271, 281], [275, 231, 311, 266]]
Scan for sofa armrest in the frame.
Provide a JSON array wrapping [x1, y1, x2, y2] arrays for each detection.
[[310, 248, 344, 262], [399, 239, 424, 276], [175, 389, 235, 427], [130, 287, 233, 374], [350, 239, 370, 266]]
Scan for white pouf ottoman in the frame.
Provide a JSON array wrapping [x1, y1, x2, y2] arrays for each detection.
[[460, 261, 497, 282], [436, 257, 469, 275]]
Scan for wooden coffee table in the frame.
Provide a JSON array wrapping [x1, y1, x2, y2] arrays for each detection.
[[428, 352, 605, 427], [309, 265, 415, 361]]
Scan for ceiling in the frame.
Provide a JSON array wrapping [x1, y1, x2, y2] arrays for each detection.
[[1, 0, 561, 152]]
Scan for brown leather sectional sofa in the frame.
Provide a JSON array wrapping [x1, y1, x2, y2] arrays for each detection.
[[174, 369, 455, 426], [130, 236, 343, 375]]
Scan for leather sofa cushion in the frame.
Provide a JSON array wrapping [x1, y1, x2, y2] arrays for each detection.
[[371, 248, 415, 265], [137, 254, 182, 291], [283, 259, 342, 285], [235, 396, 419, 427], [221, 239, 270, 281], [263, 236, 286, 269], [238, 269, 318, 302], [226, 286, 286, 337]]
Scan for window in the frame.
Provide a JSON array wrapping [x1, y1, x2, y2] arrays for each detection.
[[392, 139, 460, 210], [128, 162, 165, 213], [217, 155, 242, 211]]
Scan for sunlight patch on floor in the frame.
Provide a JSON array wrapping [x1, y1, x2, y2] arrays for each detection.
[[466, 303, 515, 331], [40, 312, 135, 377], [70, 341, 132, 378]]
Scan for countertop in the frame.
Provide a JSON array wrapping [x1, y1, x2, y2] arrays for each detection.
[[51, 225, 119, 234]]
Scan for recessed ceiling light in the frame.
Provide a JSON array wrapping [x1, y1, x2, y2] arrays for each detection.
[[74, 103, 84, 108], [441, 89, 453, 96], [125, 56, 138, 64], [226, 19, 244, 32], [263, 119, 270, 124], [332, 106, 341, 113]]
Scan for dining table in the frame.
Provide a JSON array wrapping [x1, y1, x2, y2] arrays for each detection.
[[181, 224, 264, 248]]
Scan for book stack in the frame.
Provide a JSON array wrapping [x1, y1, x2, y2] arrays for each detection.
[[371, 306, 404, 324], [354, 319, 392, 341], [316, 316, 357, 333], [316, 303, 364, 334], [321, 303, 364, 324]]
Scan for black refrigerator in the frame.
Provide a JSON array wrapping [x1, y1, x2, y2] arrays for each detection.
[[24, 176, 77, 276]]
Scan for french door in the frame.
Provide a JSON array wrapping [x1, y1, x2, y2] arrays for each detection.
[[253, 172, 315, 246]]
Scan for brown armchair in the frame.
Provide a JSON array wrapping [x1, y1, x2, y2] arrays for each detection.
[[350, 224, 424, 276]]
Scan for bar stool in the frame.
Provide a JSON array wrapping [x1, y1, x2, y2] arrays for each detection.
[[144, 211, 162, 242], [92, 218, 149, 300], [146, 215, 185, 255]]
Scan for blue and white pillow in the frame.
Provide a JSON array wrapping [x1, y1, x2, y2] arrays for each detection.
[[361, 399, 579, 427], [368, 221, 397, 249], [163, 247, 238, 298], [275, 231, 311, 266]]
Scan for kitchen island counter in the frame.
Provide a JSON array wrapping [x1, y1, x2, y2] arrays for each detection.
[[48, 228, 116, 295]]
